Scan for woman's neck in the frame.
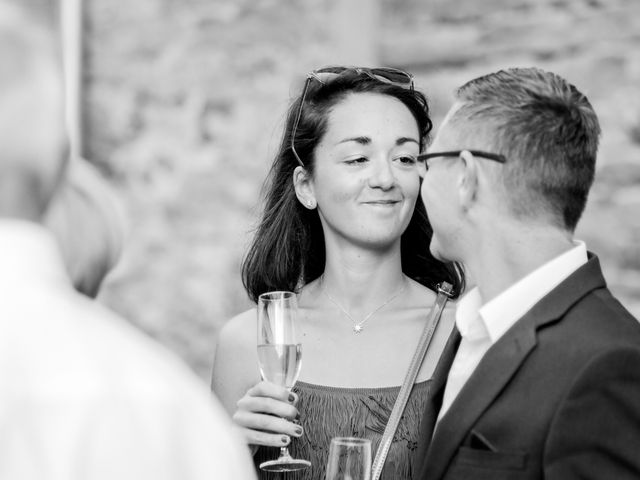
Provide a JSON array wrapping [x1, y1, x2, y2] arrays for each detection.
[[319, 242, 406, 311]]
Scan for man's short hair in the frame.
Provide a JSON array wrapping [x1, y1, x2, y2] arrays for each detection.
[[450, 67, 601, 231]]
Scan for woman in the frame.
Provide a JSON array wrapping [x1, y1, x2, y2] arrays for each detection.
[[212, 67, 463, 479]]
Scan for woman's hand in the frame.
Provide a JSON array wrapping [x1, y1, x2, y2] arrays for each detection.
[[232, 381, 303, 448]]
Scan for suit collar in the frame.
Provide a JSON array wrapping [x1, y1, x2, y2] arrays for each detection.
[[421, 253, 606, 480], [530, 252, 605, 329], [479, 241, 588, 342]]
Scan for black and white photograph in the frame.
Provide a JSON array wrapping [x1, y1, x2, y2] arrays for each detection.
[[1, 1, 639, 479]]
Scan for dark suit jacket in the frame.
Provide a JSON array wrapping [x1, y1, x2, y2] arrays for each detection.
[[413, 254, 640, 480]]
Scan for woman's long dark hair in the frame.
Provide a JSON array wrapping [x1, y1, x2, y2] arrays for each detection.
[[242, 70, 464, 303]]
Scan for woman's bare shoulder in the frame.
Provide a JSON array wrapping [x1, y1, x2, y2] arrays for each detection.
[[212, 308, 260, 410], [217, 307, 257, 350], [406, 278, 438, 307]]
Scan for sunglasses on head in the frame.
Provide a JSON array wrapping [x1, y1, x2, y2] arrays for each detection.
[[290, 66, 415, 167]]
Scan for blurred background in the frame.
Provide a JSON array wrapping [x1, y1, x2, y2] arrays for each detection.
[[67, 0, 640, 381]]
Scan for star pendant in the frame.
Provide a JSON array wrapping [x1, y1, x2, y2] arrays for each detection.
[[353, 324, 363, 333]]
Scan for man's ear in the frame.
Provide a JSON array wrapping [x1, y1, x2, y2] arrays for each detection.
[[293, 166, 317, 209], [458, 150, 479, 211]]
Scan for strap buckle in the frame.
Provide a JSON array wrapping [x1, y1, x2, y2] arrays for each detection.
[[437, 281, 454, 298]]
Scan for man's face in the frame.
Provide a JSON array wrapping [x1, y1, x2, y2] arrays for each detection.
[[420, 104, 465, 262]]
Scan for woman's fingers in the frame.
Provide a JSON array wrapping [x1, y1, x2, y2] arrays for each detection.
[[240, 427, 292, 448], [248, 381, 298, 404], [234, 412, 304, 447], [234, 408, 302, 435], [232, 380, 303, 447], [237, 394, 298, 420]]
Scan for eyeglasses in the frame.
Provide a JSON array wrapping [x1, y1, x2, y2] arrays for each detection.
[[290, 66, 415, 167], [417, 150, 507, 170]]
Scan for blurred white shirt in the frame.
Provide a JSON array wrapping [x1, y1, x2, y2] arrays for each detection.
[[436, 241, 588, 424], [0, 220, 256, 480]]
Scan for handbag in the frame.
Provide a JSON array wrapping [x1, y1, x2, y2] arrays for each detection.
[[370, 282, 454, 480]]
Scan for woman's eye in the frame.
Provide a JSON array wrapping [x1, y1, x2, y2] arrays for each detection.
[[396, 155, 417, 165], [344, 156, 368, 165]]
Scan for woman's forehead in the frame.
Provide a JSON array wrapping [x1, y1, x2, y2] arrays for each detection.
[[323, 92, 418, 140]]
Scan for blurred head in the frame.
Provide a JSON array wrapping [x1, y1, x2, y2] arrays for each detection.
[[44, 160, 127, 298], [0, 1, 67, 220], [421, 67, 600, 261], [243, 67, 463, 302]]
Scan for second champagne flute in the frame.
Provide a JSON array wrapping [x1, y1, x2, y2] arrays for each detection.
[[325, 437, 372, 480], [257, 291, 311, 472]]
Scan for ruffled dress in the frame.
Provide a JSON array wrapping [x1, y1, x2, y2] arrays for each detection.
[[254, 379, 431, 479]]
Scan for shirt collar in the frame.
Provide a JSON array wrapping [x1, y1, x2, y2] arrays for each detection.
[[454, 287, 490, 342], [479, 240, 588, 343]]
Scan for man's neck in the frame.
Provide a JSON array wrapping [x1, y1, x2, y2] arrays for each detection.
[[464, 224, 576, 304]]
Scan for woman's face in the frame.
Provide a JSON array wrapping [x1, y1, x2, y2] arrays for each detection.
[[307, 92, 422, 250]]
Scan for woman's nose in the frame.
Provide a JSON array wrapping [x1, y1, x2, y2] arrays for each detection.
[[368, 158, 395, 189]]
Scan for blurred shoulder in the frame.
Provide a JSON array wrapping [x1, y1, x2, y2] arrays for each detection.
[[10, 289, 211, 402]]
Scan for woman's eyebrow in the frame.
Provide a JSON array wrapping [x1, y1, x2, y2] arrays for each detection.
[[335, 136, 419, 146], [396, 137, 419, 146], [336, 136, 370, 146]]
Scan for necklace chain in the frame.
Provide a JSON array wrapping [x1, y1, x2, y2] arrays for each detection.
[[320, 276, 407, 334]]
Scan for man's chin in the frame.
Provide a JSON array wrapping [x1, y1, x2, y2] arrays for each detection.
[[430, 241, 455, 263]]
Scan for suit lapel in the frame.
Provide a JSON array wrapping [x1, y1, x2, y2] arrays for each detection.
[[425, 322, 537, 480], [422, 254, 607, 480]]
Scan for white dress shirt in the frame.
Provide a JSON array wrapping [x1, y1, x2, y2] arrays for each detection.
[[437, 241, 588, 423], [0, 220, 256, 480]]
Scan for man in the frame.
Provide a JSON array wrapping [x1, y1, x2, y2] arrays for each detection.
[[414, 67, 640, 479], [44, 158, 127, 298], [0, 2, 255, 479]]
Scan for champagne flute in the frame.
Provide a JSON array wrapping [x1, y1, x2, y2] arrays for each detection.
[[257, 291, 311, 472], [325, 437, 372, 480]]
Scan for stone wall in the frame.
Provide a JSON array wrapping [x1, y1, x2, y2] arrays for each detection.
[[83, 0, 640, 379]]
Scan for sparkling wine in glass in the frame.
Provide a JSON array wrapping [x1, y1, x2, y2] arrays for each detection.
[[325, 437, 372, 480], [257, 291, 311, 472]]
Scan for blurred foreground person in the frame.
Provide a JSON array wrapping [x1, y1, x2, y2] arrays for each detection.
[[44, 158, 126, 298], [212, 67, 463, 479], [414, 67, 640, 479], [0, 2, 256, 479]]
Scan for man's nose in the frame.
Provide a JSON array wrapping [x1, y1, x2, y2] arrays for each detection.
[[417, 160, 427, 178]]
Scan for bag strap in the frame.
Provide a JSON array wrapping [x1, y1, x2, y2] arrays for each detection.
[[370, 282, 454, 480]]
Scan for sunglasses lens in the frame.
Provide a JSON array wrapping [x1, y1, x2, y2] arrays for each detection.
[[370, 68, 412, 85], [316, 66, 348, 75]]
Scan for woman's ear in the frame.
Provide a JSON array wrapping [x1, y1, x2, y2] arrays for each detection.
[[458, 150, 479, 211], [293, 166, 316, 209]]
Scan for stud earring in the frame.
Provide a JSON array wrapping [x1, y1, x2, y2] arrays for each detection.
[[307, 200, 315, 209]]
